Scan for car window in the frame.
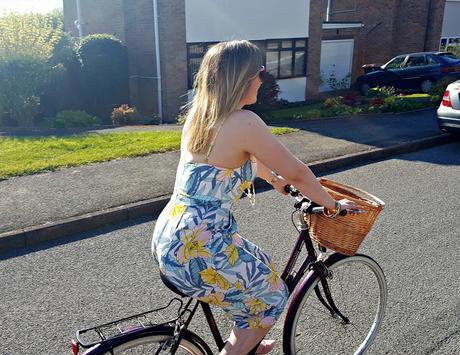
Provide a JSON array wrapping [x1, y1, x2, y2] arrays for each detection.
[[385, 56, 406, 69], [406, 55, 426, 67], [427, 55, 439, 65]]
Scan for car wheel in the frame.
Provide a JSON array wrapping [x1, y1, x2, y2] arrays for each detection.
[[359, 82, 371, 96], [420, 79, 433, 93]]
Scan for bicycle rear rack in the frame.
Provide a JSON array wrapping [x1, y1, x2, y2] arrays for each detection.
[[75, 297, 184, 348]]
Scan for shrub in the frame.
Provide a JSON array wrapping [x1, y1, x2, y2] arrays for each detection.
[[77, 34, 129, 121], [342, 93, 360, 106], [322, 72, 352, 91], [366, 86, 396, 98], [0, 59, 51, 127], [176, 112, 187, 125], [0, 12, 65, 127], [386, 98, 427, 112], [428, 76, 458, 105], [323, 104, 356, 117], [111, 104, 139, 125], [323, 96, 344, 108], [245, 72, 280, 117], [40, 33, 84, 118], [51, 110, 100, 128]]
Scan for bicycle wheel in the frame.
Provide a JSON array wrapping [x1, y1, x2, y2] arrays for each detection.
[[88, 325, 213, 355], [283, 253, 387, 354]]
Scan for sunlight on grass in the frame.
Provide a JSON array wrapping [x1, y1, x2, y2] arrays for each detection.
[[0, 128, 297, 180]]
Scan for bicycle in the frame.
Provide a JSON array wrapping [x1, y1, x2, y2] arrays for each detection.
[[71, 185, 388, 354]]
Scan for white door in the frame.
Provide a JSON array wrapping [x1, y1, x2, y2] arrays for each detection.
[[320, 39, 354, 92]]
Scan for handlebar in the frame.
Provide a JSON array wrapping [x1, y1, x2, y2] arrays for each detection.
[[284, 184, 357, 216]]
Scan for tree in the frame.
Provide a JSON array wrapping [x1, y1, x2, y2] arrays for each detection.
[[0, 12, 64, 126]]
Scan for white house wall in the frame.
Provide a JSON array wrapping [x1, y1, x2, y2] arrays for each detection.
[[278, 78, 306, 102], [442, 0, 460, 38], [185, 0, 310, 42]]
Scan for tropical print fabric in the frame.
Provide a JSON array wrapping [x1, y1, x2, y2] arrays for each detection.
[[151, 159, 288, 329]]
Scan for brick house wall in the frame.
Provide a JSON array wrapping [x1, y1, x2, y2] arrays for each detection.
[[305, 0, 446, 98], [64, 0, 446, 120], [63, 0, 187, 123]]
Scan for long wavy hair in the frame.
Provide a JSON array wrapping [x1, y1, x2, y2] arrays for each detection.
[[185, 40, 263, 154]]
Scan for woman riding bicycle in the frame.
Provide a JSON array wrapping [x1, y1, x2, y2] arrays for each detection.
[[151, 40, 356, 354]]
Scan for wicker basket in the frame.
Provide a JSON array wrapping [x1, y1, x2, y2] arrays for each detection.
[[306, 178, 385, 256]]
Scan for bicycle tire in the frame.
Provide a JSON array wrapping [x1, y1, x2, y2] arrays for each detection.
[[283, 253, 388, 354], [85, 325, 213, 355]]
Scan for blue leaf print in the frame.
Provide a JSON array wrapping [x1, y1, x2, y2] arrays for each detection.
[[224, 290, 244, 302], [189, 258, 206, 287], [257, 263, 271, 275], [239, 251, 254, 263]]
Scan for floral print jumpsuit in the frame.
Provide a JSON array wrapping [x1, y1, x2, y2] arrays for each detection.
[[151, 125, 288, 329]]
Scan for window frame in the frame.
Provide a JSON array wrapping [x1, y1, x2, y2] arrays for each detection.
[[265, 38, 308, 79], [186, 38, 308, 89]]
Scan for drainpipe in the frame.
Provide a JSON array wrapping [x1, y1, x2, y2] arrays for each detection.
[[75, 0, 83, 38], [326, 0, 332, 21], [152, 0, 163, 124], [423, 0, 433, 51]]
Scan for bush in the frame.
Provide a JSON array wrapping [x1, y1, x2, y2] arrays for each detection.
[[0, 12, 65, 127], [111, 104, 139, 125], [40, 33, 84, 118], [428, 76, 458, 105], [0, 59, 51, 127], [77, 34, 129, 121], [323, 96, 344, 108], [366, 86, 396, 98], [50, 110, 100, 128], [323, 104, 356, 117], [320, 72, 351, 91], [386, 97, 427, 112], [245, 72, 280, 116]]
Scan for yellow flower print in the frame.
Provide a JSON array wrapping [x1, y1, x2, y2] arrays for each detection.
[[216, 168, 234, 181], [267, 262, 285, 291], [170, 204, 186, 219], [248, 316, 276, 329], [233, 280, 244, 291], [176, 224, 211, 264], [199, 267, 231, 290], [224, 243, 239, 266], [239, 180, 252, 193], [244, 297, 269, 314], [199, 292, 231, 308]]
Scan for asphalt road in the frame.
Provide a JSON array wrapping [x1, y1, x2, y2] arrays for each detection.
[[0, 142, 459, 354]]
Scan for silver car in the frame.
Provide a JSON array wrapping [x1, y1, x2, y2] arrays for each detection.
[[437, 79, 460, 134]]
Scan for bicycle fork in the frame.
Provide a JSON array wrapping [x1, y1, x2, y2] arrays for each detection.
[[310, 261, 350, 324]]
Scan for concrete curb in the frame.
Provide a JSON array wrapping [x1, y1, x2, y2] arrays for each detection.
[[0, 133, 452, 255]]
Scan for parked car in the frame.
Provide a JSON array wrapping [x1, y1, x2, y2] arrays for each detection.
[[355, 52, 460, 95], [437, 79, 460, 135]]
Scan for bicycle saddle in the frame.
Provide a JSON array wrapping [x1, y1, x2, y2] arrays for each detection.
[[160, 273, 188, 298]]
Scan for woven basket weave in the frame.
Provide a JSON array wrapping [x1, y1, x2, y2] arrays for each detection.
[[306, 178, 385, 256]]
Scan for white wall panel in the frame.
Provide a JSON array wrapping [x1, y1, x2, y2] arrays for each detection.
[[278, 77, 306, 102], [442, 1, 460, 37], [186, 0, 310, 42]]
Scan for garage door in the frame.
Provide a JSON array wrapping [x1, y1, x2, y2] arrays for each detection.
[[320, 39, 354, 92]]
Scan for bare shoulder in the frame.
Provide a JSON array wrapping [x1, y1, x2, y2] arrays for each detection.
[[226, 109, 266, 131]]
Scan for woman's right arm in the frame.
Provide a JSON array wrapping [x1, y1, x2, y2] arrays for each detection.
[[238, 111, 337, 210]]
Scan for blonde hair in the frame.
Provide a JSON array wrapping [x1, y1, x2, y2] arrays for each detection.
[[185, 40, 263, 154]]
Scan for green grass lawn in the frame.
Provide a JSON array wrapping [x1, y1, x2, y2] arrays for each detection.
[[268, 103, 324, 120], [0, 127, 297, 180]]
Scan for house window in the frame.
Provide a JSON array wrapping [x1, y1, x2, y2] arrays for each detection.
[[265, 39, 307, 79], [186, 42, 218, 89], [187, 38, 307, 89]]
